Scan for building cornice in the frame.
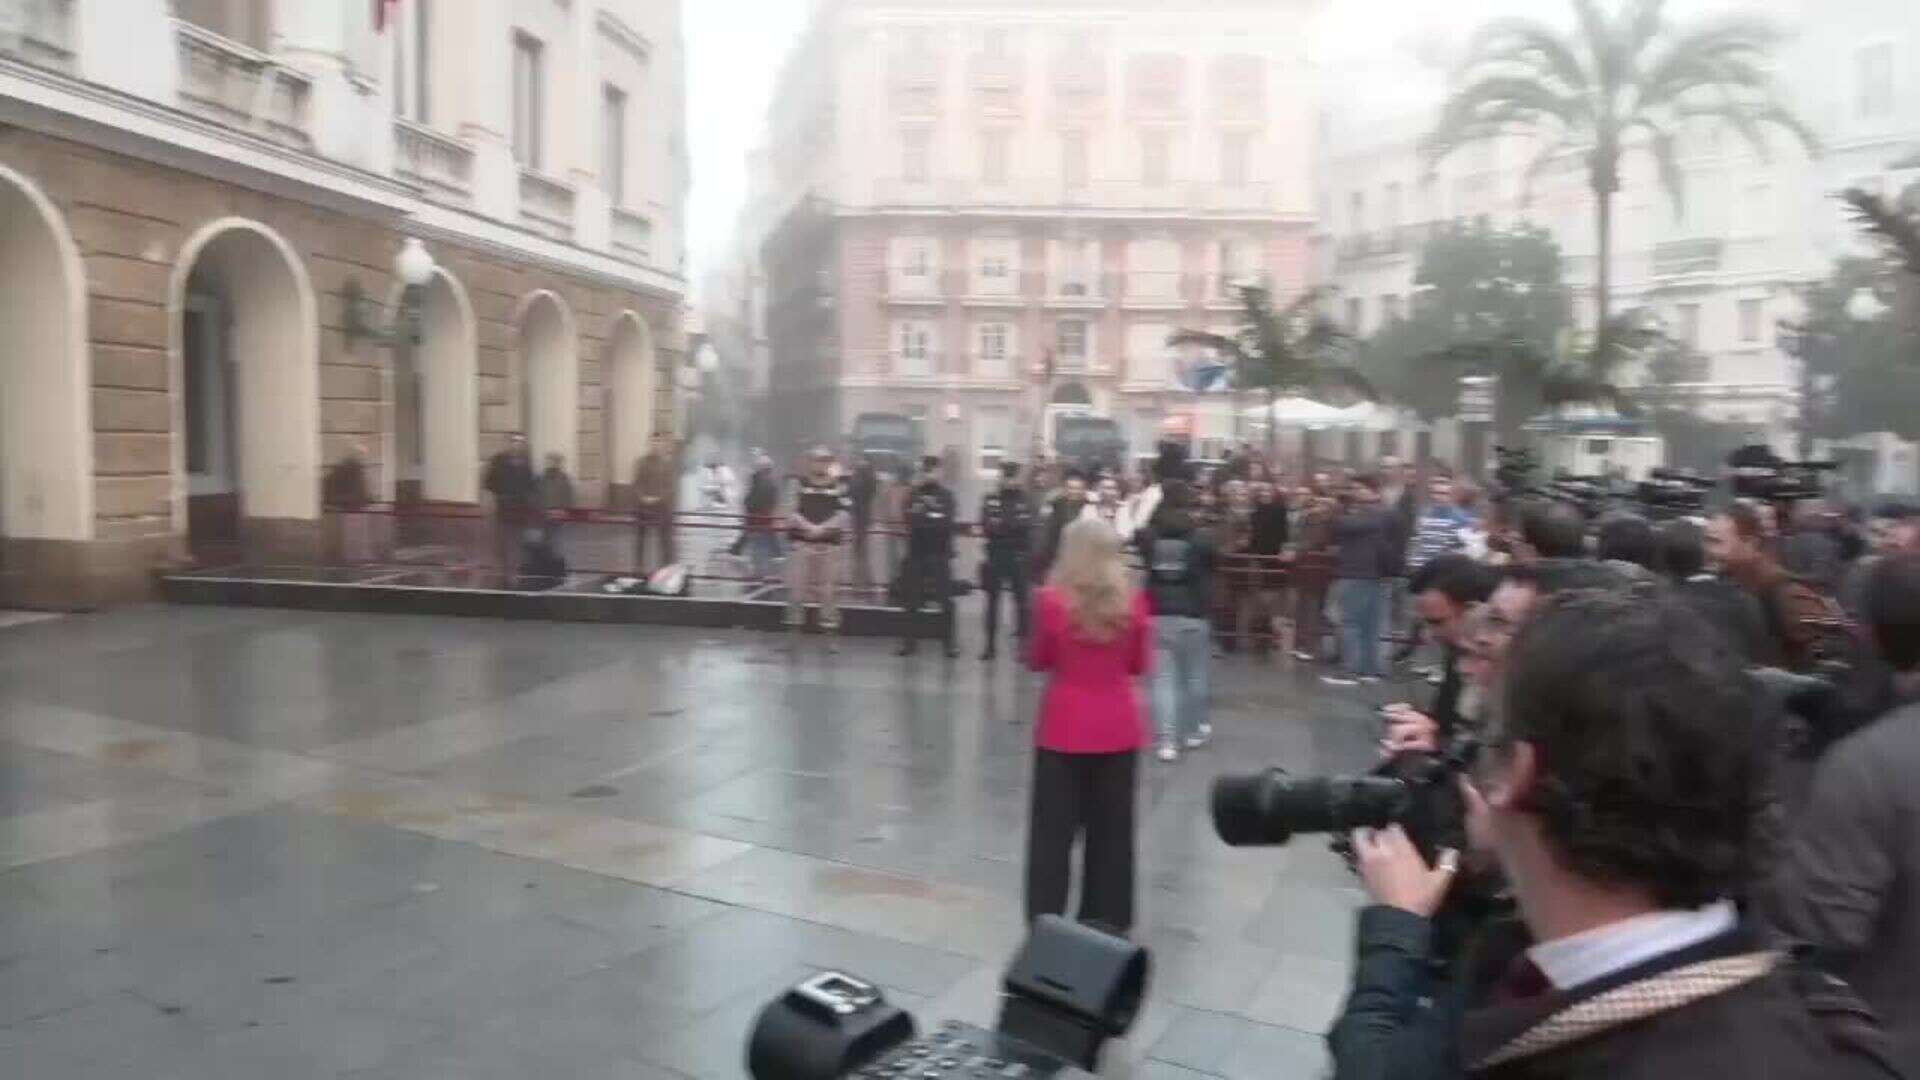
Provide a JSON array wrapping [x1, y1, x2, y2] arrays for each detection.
[[0, 56, 685, 301], [596, 11, 652, 64]]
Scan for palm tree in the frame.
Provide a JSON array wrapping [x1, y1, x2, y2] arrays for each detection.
[[1424, 0, 1815, 352], [1844, 186, 1920, 278], [1168, 285, 1370, 461]]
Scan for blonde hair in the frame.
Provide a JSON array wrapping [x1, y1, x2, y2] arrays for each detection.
[[1048, 517, 1133, 642]]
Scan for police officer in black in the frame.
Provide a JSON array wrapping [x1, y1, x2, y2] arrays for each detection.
[[896, 455, 960, 658], [979, 461, 1035, 660]]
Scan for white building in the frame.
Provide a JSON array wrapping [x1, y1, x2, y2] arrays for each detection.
[[0, 0, 689, 606], [1316, 0, 1920, 450]]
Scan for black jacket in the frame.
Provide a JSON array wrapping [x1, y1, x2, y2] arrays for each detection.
[[848, 465, 878, 526], [1769, 700, 1920, 1071], [1248, 500, 1290, 556], [1138, 519, 1214, 619], [483, 451, 535, 510], [905, 481, 956, 559], [1330, 910, 1900, 1080], [1036, 496, 1086, 574], [980, 486, 1034, 554], [1677, 574, 1771, 665], [1333, 506, 1395, 580]]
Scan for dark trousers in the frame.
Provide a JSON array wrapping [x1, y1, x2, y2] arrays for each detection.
[[850, 521, 873, 588], [982, 551, 1030, 649], [898, 555, 955, 646], [1025, 748, 1137, 933], [635, 507, 675, 571]]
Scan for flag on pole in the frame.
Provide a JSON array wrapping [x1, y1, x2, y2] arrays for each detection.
[[375, 0, 401, 32]]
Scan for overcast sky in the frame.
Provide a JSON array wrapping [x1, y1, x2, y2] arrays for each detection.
[[681, 0, 1783, 288]]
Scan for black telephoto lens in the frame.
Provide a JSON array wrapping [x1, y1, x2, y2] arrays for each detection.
[[1211, 770, 1414, 847]]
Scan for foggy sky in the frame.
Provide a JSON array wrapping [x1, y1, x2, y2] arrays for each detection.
[[683, 0, 1794, 291]]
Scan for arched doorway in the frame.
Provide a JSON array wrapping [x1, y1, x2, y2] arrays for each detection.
[[512, 291, 578, 475], [0, 167, 92, 575], [170, 219, 319, 563], [604, 312, 656, 503], [390, 268, 478, 504]]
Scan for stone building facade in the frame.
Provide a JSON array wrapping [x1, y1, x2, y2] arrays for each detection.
[[753, 0, 1324, 501], [0, 0, 688, 607]]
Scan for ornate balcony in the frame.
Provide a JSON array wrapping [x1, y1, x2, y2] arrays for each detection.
[[392, 120, 473, 202], [1652, 238, 1725, 278], [0, 0, 75, 73], [174, 21, 312, 150], [611, 207, 652, 262], [518, 169, 576, 241]]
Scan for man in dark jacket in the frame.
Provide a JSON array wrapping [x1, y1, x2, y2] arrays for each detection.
[[1707, 502, 1833, 672], [1334, 588, 1899, 1080], [1138, 483, 1215, 761], [1241, 479, 1290, 656], [741, 455, 781, 581], [1656, 519, 1770, 664], [536, 452, 574, 548], [978, 461, 1034, 661], [1325, 475, 1394, 685], [1770, 552, 1920, 1069], [847, 454, 879, 588], [896, 456, 959, 658], [1033, 472, 1088, 583], [483, 433, 535, 579], [785, 447, 851, 649]]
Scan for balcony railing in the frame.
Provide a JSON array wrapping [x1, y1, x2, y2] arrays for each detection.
[[1124, 270, 1186, 304], [1653, 238, 1724, 277], [0, 0, 76, 73], [392, 119, 474, 201], [174, 21, 312, 150], [518, 169, 576, 240], [611, 207, 652, 262]]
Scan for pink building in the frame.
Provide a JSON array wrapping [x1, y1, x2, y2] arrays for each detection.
[[756, 0, 1324, 495]]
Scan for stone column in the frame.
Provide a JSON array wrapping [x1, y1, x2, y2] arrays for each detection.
[[448, 0, 516, 220]]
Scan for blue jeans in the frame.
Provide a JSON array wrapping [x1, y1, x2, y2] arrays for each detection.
[[1153, 616, 1211, 746], [746, 530, 780, 580], [1333, 578, 1385, 678]]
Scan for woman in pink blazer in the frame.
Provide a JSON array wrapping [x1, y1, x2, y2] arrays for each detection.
[[1026, 517, 1151, 933]]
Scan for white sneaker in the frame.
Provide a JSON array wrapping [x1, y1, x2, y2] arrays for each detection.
[[1320, 674, 1359, 687], [1182, 734, 1209, 750], [1156, 744, 1179, 763]]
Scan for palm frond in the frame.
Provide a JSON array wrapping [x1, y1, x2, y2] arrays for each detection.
[[1843, 188, 1920, 276], [1634, 13, 1789, 110], [1302, 364, 1379, 402], [1570, 0, 1620, 89], [1645, 127, 1686, 220], [1621, 0, 1669, 69], [1424, 76, 1587, 168], [1457, 16, 1593, 95]]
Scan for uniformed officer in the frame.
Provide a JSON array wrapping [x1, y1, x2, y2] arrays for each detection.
[[896, 455, 959, 658], [785, 446, 852, 652], [978, 461, 1034, 660]]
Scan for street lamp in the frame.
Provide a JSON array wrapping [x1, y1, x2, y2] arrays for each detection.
[[343, 238, 438, 347]]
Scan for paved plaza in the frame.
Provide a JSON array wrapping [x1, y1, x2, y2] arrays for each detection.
[[0, 604, 1388, 1079]]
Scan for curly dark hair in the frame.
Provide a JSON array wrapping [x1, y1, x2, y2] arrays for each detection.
[[1495, 587, 1763, 908]]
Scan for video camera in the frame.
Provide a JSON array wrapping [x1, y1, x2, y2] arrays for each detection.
[[747, 916, 1147, 1080], [1492, 445, 1537, 499], [1633, 468, 1716, 520], [1210, 737, 1481, 868], [1727, 445, 1839, 503]]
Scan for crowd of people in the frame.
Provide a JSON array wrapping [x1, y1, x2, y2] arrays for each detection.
[[448, 430, 1920, 1075]]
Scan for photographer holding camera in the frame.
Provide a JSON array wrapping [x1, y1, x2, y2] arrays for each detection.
[[1329, 585, 1899, 1079], [1770, 553, 1920, 1069]]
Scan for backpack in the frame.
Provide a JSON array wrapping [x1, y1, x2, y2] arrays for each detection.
[[1149, 535, 1193, 585]]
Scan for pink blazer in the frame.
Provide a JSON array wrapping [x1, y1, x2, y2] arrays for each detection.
[[1028, 586, 1152, 754]]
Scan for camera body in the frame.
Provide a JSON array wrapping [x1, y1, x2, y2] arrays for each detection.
[[1634, 468, 1715, 520], [1726, 445, 1838, 503]]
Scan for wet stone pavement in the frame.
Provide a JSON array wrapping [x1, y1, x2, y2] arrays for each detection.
[[0, 604, 1392, 1079]]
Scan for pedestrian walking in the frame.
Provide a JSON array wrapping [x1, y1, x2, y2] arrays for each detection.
[[1138, 483, 1215, 762], [482, 433, 535, 581], [785, 447, 851, 650], [979, 461, 1035, 660], [1025, 517, 1151, 934], [895, 456, 959, 658], [742, 453, 781, 582]]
